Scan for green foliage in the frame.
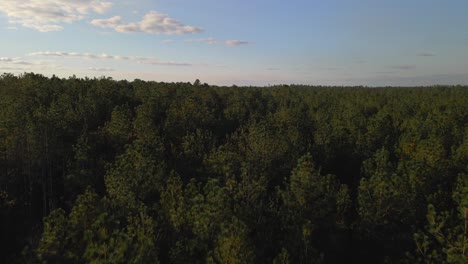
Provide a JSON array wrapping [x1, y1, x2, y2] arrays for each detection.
[[273, 248, 290, 264], [160, 172, 186, 232], [411, 174, 467, 263], [37, 188, 159, 264], [358, 148, 417, 235], [104, 105, 134, 152], [412, 204, 467, 263], [0, 74, 466, 263], [284, 154, 338, 224], [105, 141, 164, 210], [279, 154, 350, 262], [37, 208, 69, 261], [209, 217, 255, 264]]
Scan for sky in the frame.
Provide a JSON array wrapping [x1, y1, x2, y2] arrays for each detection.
[[0, 0, 468, 86]]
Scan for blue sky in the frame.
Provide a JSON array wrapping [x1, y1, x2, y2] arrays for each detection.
[[0, 0, 467, 86]]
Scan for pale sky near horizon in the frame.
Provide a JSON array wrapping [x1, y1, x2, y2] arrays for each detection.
[[0, 0, 467, 86]]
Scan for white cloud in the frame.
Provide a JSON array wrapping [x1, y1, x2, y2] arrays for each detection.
[[143, 60, 192, 67], [225, 40, 252, 46], [0, 56, 53, 72], [88, 67, 115, 72], [0, 0, 113, 32], [90, 15, 122, 29], [91, 11, 203, 35], [29, 51, 131, 60], [185, 37, 219, 45], [11, 60, 34, 65], [388, 65, 416, 70], [162, 39, 175, 43], [0, 57, 39, 65], [185, 38, 253, 47], [416, 52, 435, 57], [0, 67, 20, 70], [29, 51, 68, 57], [29, 51, 193, 67], [320, 67, 345, 71]]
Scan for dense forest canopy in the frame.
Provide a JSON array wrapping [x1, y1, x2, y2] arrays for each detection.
[[0, 73, 467, 263]]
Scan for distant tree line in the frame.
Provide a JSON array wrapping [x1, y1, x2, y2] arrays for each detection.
[[0, 73, 466, 263]]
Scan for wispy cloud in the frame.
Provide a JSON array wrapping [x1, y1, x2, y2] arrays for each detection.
[[88, 67, 115, 72], [29, 51, 194, 67], [0, 67, 19, 70], [184, 38, 253, 47], [143, 60, 192, 67], [91, 11, 203, 35], [11, 61, 34, 66], [373, 71, 397, 74], [0, 56, 56, 72], [0, 0, 112, 32], [320, 67, 344, 71], [162, 39, 175, 44], [388, 64, 416, 70], [416, 52, 436, 57], [266, 68, 280, 71], [225, 40, 253, 46], [90, 16, 122, 29], [185, 37, 219, 45], [29, 51, 129, 60], [0, 56, 45, 66]]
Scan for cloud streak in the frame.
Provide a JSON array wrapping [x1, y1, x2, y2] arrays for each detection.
[[91, 11, 203, 35], [225, 40, 253, 46], [143, 60, 192, 67], [184, 38, 253, 47], [185, 37, 219, 45], [88, 67, 115, 72], [320, 67, 345, 71], [0, 0, 113, 32], [0, 56, 45, 66], [29, 51, 193, 67], [388, 64, 416, 70], [29, 51, 130, 60], [416, 52, 436, 57], [0, 56, 55, 72]]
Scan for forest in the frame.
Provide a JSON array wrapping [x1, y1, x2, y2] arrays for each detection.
[[0, 73, 466, 263]]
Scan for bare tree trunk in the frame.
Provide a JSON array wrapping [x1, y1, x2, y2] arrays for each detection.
[[464, 207, 467, 257], [42, 126, 49, 216]]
